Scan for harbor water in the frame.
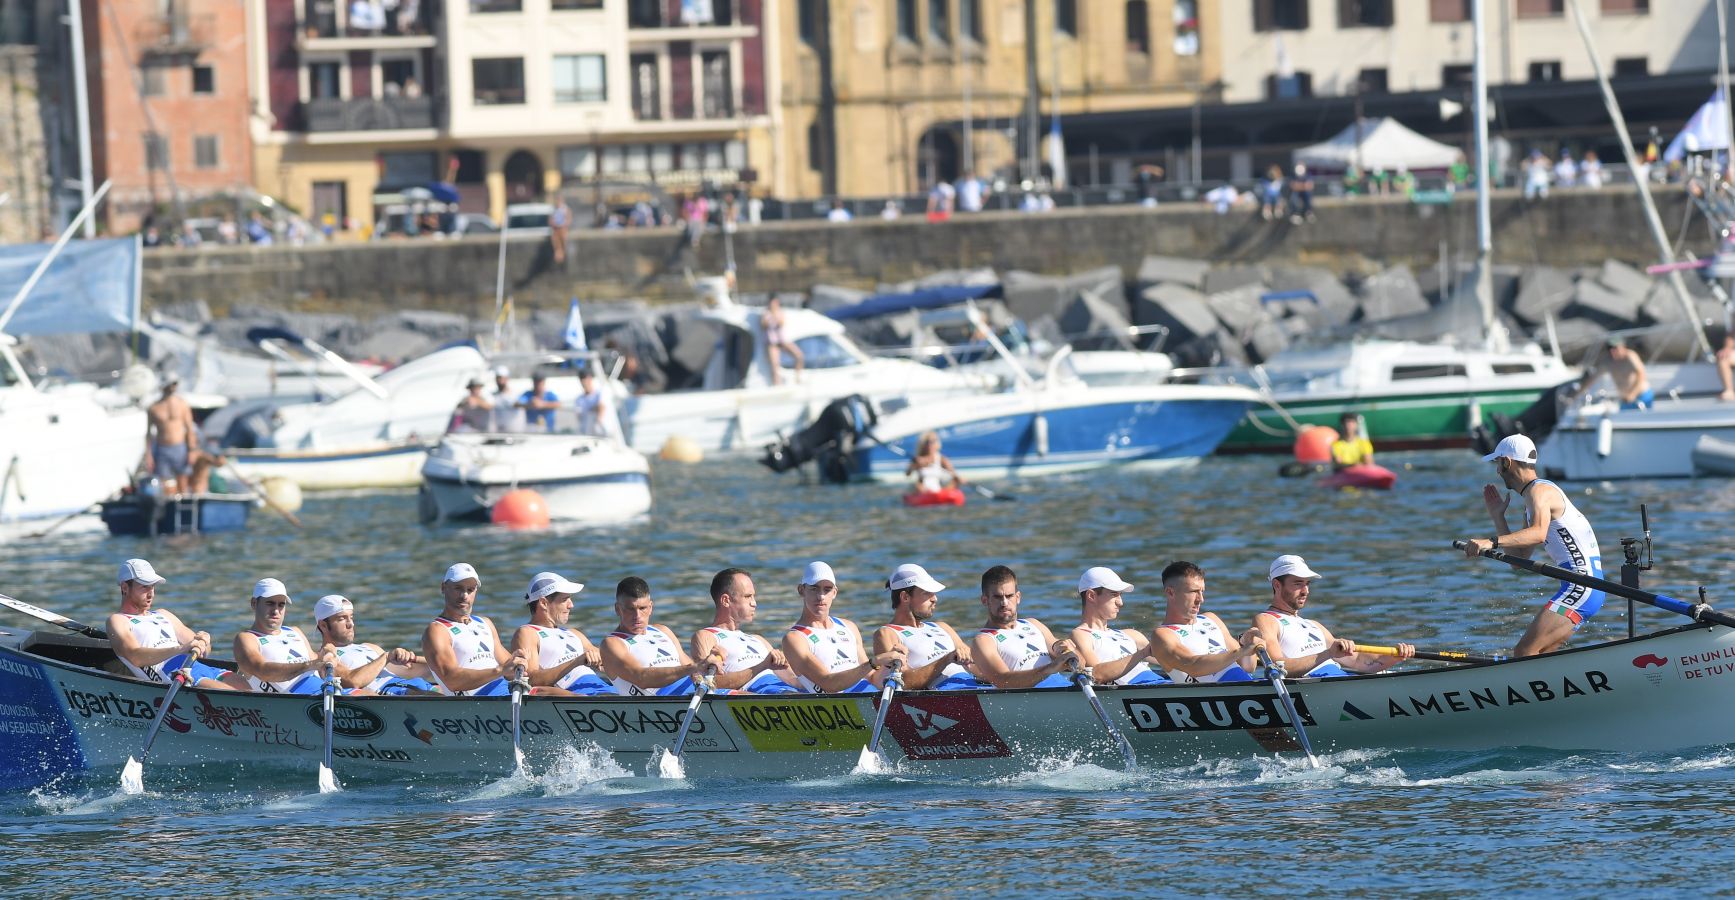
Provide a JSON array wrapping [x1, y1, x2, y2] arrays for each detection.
[[4, 452, 1735, 895]]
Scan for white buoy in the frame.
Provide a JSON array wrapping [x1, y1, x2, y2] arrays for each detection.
[[659, 435, 703, 464], [260, 477, 304, 513]]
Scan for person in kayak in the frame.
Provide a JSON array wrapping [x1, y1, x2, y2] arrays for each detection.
[[782, 561, 906, 693], [313, 594, 436, 695], [873, 564, 981, 690], [421, 563, 528, 697], [906, 431, 964, 495], [1148, 561, 1263, 684], [601, 577, 719, 696], [232, 578, 337, 694], [692, 568, 801, 694], [972, 565, 1079, 689], [1069, 567, 1167, 686], [510, 572, 613, 696], [108, 558, 245, 690], [1252, 555, 1413, 677], [1459, 434, 1605, 656], [1330, 412, 1375, 470]]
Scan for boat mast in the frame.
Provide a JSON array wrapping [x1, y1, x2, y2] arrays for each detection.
[[1564, 0, 1711, 358], [1471, 0, 1501, 351], [1719, 0, 1734, 172]]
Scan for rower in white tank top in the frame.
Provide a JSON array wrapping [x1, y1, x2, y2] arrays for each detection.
[[431, 615, 506, 696], [979, 618, 1053, 672], [116, 610, 183, 682], [526, 625, 607, 691], [787, 617, 864, 692], [1158, 615, 1251, 684], [606, 626, 686, 696], [1081, 627, 1161, 685], [242, 626, 321, 693], [333, 643, 395, 692], [881, 620, 969, 681]]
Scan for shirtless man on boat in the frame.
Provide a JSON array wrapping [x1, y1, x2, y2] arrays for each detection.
[[971, 565, 1079, 689], [313, 594, 435, 695], [1460, 434, 1606, 657], [1069, 567, 1167, 686], [420, 563, 528, 696], [510, 572, 612, 695], [872, 564, 980, 690], [600, 577, 719, 696], [691, 568, 801, 694], [1148, 561, 1262, 684], [108, 558, 244, 690], [781, 561, 904, 693], [232, 578, 338, 694], [144, 376, 200, 495], [1570, 336, 1651, 411], [1252, 555, 1412, 677]]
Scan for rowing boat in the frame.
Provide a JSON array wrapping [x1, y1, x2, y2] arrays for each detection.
[[4, 618, 1731, 788]]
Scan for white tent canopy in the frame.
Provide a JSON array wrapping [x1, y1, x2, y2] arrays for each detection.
[[1292, 117, 1462, 173]]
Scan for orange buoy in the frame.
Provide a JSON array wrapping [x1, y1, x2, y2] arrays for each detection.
[[491, 489, 550, 529], [1293, 425, 1340, 464]]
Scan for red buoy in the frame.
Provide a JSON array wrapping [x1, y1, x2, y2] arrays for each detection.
[[491, 489, 550, 529], [1293, 426, 1340, 464]]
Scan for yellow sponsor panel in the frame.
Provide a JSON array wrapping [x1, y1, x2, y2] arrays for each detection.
[[727, 699, 871, 752]]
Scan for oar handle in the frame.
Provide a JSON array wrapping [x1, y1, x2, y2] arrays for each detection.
[[174, 649, 201, 684], [1253, 645, 1285, 679], [1453, 540, 1735, 630], [1355, 644, 1503, 665]]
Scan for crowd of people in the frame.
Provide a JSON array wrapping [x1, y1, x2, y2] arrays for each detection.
[[448, 366, 619, 439]]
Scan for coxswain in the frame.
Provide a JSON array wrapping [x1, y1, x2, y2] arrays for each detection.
[[144, 375, 199, 494], [970, 565, 1079, 689], [420, 563, 527, 696], [1148, 561, 1262, 684], [1570, 336, 1651, 410], [1329, 412, 1375, 470], [691, 568, 801, 694], [600, 577, 718, 696], [313, 594, 435, 695], [1068, 566, 1167, 685], [107, 558, 243, 690], [1460, 434, 1605, 656], [509, 572, 613, 695], [872, 564, 980, 690], [232, 578, 337, 694], [905, 431, 963, 494], [781, 561, 904, 693], [1252, 556, 1412, 677]]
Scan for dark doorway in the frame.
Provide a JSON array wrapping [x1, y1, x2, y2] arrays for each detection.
[[502, 149, 544, 202]]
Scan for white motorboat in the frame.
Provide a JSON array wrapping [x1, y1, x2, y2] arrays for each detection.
[[420, 431, 651, 523], [1538, 363, 1735, 480]]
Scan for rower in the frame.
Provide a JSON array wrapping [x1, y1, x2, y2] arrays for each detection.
[[509, 571, 613, 696], [691, 568, 802, 694], [420, 563, 527, 696], [1330, 412, 1375, 470], [313, 594, 435, 695], [232, 578, 337, 694], [1252, 556, 1413, 677], [971, 565, 1079, 689], [872, 563, 981, 690], [781, 561, 905, 693], [1461, 434, 1606, 656], [600, 577, 718, 696], [1148, 561, 1261, 684], [1069, 566, 1167, 686], [107, 558, 244, 690]]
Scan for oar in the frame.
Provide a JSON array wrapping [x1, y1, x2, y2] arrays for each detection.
[[509, 664, 528, 774], [658, 665, 717, 779], [855, 660, 904, 774], [1253, 645, 1320, 769], [120, 652, 197, 794], [1355, 644, 1505, 665], [0, 592, 108, 639], [1453, 541, 1735, 630], [222, 460, 303, 528], [27, 503, 100, 539], [317, 663, 341, 794], [1278, 462, 1326, 478], [1067, 662, 1138, 771]]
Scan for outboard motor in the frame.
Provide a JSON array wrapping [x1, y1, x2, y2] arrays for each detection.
[[760, 395, 876, 484], [1470, 379, 1576, 456]]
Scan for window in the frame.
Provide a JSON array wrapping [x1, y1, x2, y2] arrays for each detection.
[[1528, 60, 1562, 82], [628, 0, 662, 27], [1338, 0, 1392, 27], [1126, 1, 1149, 55], [789, 336, 858, 369], [144, 132, 169, 170], [1601, 0, 1648, 12], [1265, 71, 1312, 98], [470, 0, 522, 12], [1429, 0, 1470, 22], [308, 61, 341, 99], [1613, 56, 1648, 77], [630, 53, 660, 119], [1441, 63, 1473, 87], [311, 181, 347, 230], [1515, 0, 1563, 17], [381, 57, 418, 94], [1056, 0, 1077, 36], [1492, 363, 1536, 375], [192, 65, 215, 95], [1173, 0, 1199, 55], [807, 122, 823, 172], [960, 0, 981, 42], [194, 135, 219, 169], [896, 0, 916, 41], [142, 64, 166, 97], [472, 58, 525, 105], [701, 50, 732, 117], [1252, 0, 1308, 31], [798, 0, 821, 45], [1357, 67, 1388, 93], [379, 151, 438, 188], [559, 145, 595, 177], [551, 0, 604, 8], [929, 0, 949, 44], [554, 54, 607, 103], [1391, 364, 1467, 380]]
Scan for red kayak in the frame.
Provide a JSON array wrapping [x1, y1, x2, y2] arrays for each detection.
[[903, 487, 967, 507], [1321, 464, 1397, 490]]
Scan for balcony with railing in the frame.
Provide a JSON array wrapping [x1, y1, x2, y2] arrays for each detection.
[[304, 95, 438, 133], [136, 12, 214, 59], [627, 0, 751, 38], [300, 0, 439, 48]]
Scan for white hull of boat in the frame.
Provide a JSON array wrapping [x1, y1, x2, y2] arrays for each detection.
[[420, 433, 651, 522], [226, 442, 432, 490], [1539, 396, 1735, 480], [0, 386, 147, 526]]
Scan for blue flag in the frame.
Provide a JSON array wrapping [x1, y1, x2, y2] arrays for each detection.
[[563, 297, 587, 351]]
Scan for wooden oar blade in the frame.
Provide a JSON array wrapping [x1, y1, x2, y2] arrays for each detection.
[[119, 756, 144, 795]]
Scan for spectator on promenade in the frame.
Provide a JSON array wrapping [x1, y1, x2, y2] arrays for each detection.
[[1260, 165, 1284, 220], [721, 193, 739, 234], [1392, 166, 1416, 198], [1342, 163, 1364, 196], [218, 214, 239, 245], [881, 200, 902, 221], [628, 200, 655, 228], [1580, 151, 1604, 189], [956, 170, 990, 213], [1204, 183, 1239, 214], [926, 180, 955, 221], [179, 222, 203, 248], [1448, 154, 1471, 192], [1135, 164, 1164, 207], [1039, 192, 1055, 212], [1020, 191, 1042, 213], [142, 224, 163, 248], [681, 193, 709, 247], [827, 200, 853, 223], [1554, 150, 1578, 188], [246, 211, 274, 245], [549, 196, 570, 264], [1287, 164, 1315, 224], [1523, 150, 1552, 201]]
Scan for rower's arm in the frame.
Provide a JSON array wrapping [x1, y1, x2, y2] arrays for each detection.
[[1497, 487, 1563, 561], [692, 630, 756, 691], [108, 613, 200, 670], [874, 626, 950, 690], [421, 623, 505, 693], [1070, 627, 1146, 684], [336, 643, 393, 690], [1149, 628, 1244, 679], [1252, 613, 1335, 677], [971, 631, 1061, 689], [780, 631, 869, 692], [599, 635, 690, 690], [232, 632, 320, 684], [514, 628, 574, 688]]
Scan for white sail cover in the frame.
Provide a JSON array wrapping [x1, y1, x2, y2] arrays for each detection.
[[1292, 117, 1462, 172], [1664, 88, 1730, 162], [0, 237, 140, 335]]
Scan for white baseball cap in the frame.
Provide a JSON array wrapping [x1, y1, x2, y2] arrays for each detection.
[[252, 578, 292, 602], [444, 563, 480, 584], [118, 558, 165, 586], [1269, 555, 1322, 581], [493, 365, 510, 378], [313, 594, 353, 623], [1078, 566, 1134, 593], [887, 563, 944, 593], [801, 561, 836, 587], [1482, 434, 1539, 465], [526, 571, 584, 604]]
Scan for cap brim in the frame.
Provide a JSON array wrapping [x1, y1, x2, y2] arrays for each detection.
[[1481, 450, 1504, 462], [916, 578, 945, 592], [133, 574, 165, 586]]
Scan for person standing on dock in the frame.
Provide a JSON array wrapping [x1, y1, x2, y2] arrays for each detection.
[[144, 376, 199, 495], [421, 563, 527, 696], [872, 564, 979, 690], [108, 558, 244, 690], [970, 565, 1078, 689], [1148, 561, 1261, 684], [1459, 435, 1605, 657], [601, 577, 718, 696], [232, 579, 336, 694], [691, 568, 801, 694], [782, 561, 904, 693]]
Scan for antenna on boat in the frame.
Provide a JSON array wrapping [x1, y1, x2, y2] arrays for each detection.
[[1619, 503, 1655, 639]]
